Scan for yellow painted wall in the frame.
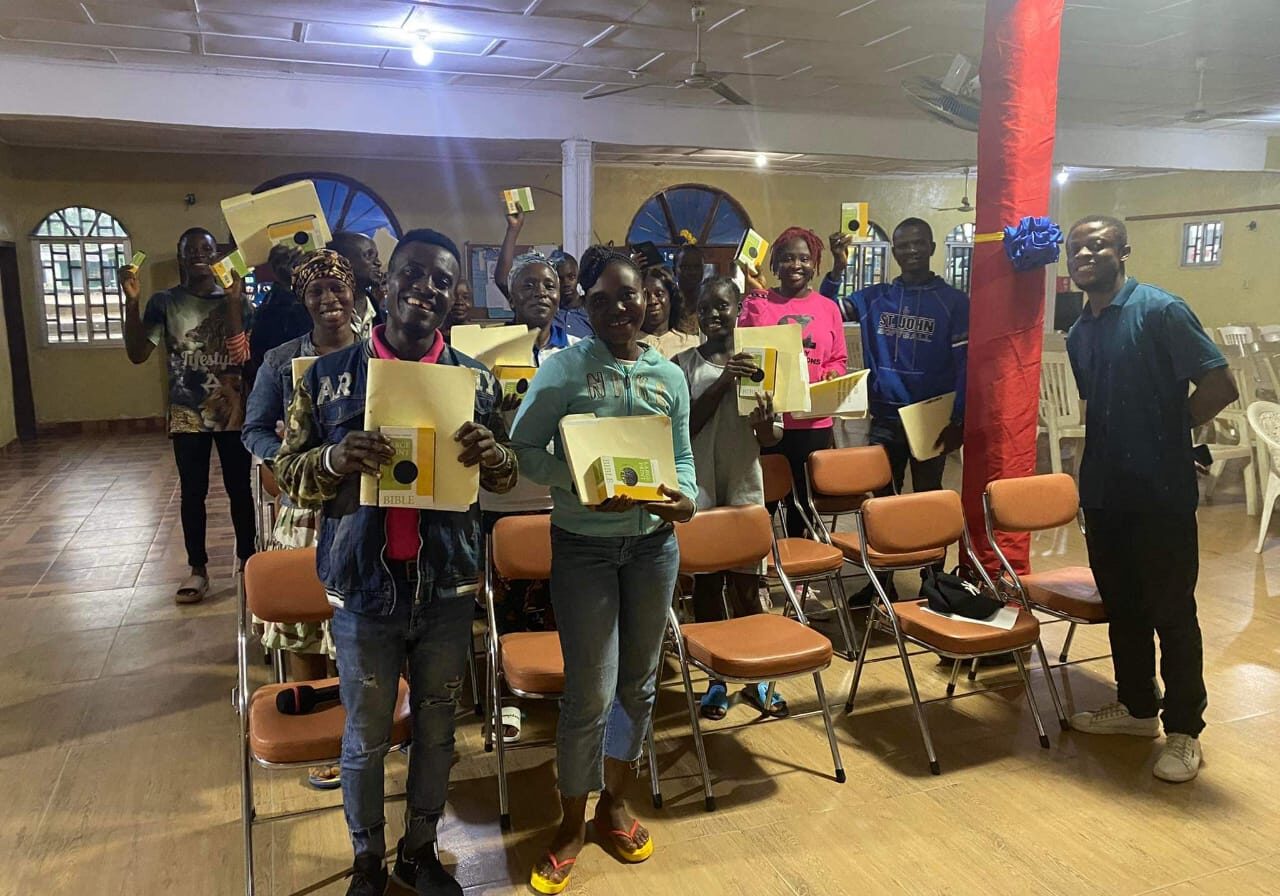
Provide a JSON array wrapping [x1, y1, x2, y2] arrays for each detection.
[[0, 142, 19, 447], [1058, 171, 1280, 330]]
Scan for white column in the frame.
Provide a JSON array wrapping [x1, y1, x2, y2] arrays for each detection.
[[561, 138, 594, 261], [1045, 175, 1063, 333]]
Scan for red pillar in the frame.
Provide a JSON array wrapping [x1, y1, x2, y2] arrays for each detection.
[[962, 0, 1065, 573]]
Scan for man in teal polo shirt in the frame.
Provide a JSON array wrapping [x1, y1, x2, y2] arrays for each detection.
[[1064, 215, 1238, 783]]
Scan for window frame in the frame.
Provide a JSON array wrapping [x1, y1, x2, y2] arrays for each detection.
[[251, 171, 402, 239], [30, 206, 133, 348], [834, 222, 891, 300], [944, 222, 975, 295], [1180, 220, 1223, 268], [625, 182, 753, 254]]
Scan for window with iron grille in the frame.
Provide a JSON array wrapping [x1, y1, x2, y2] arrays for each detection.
[[31, 206, 132, 345], [1181, 221, 1223, 267], [944, 222, 975, 294], [834, 222, 891, 301]]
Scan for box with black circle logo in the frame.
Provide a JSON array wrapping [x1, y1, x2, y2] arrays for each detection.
[[376, 426, 437, 507]]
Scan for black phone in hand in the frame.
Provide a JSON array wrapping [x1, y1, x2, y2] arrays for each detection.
[[1193, 444, 1213, 467]]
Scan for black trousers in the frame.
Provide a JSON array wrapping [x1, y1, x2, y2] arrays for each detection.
[[763, 427, 834, 537], [172, 431, 256, 567], [1084, 509, 1207, 737], [867, 416, 947, 497]]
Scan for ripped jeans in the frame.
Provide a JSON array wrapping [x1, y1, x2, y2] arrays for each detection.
[[330, 565, 474, 859]]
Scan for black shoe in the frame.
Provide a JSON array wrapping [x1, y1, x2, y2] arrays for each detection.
[[346, 853, 388, 896], [849, 578, 897, 608], [391, 838, 419, 891], [408, 841, 463, 896]]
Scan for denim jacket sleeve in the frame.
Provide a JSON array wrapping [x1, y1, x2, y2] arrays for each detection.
[[273, 375, 344, 510], [241, 361, 285, 462]]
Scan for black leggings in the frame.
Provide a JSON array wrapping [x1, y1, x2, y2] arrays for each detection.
[[172, 431, 256, 567], [762, 427, 834, 537]]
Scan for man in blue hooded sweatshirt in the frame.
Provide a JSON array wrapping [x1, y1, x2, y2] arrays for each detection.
[[821, 218, 968, 601]]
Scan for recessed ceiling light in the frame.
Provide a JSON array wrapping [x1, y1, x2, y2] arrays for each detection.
[[755, 153, 769, 168], [411, 32, 435, 66]]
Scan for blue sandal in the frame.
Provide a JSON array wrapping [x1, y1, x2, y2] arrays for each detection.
[[699, 682, 730, 720], [743, 682, 788, 718]]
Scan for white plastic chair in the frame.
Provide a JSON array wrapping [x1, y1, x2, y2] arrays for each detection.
[[1219, 325, 1256, 353], [1204, 362, 1259, 515], [1258, 325, 1280, 344], [1039, 352, 1085, 476], [1246, 401, 1280, 552]]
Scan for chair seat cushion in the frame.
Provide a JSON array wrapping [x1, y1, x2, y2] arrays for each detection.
[[1022, 566, 1106, 622], [829, 533, 947, 570], [765, 537, 844, 578], [249, 676, 410, 765], [682, 614, 833, 679], [500, 631, 564, 695], [893, 600, 1041, 656]]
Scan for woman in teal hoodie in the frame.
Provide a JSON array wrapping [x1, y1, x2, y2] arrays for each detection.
[[511, 246, 697, 894]]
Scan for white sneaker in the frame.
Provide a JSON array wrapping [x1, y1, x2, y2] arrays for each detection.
[[1154, 734, 1202, 783], [1070, 702, 1161, 736]]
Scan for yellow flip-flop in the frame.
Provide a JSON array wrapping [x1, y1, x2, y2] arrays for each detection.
[[529, 851, 576, 895], [601, 819, 654, 863]]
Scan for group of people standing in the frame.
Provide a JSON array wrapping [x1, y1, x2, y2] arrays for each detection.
[[114, 201, 1232, 896]]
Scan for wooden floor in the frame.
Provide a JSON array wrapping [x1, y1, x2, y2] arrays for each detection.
[[2, 432, 1278, 895]]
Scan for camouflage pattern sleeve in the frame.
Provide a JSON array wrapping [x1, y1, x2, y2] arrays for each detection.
[[273, 375, 345, 510], [476, 367, 518, 495]]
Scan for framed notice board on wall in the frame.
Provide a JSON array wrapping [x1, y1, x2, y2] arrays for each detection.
[[466, 242, 561, 321]]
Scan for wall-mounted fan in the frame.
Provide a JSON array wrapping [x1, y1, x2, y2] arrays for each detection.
[[583, 3, 752, 106], [902, 55, 981, 131]]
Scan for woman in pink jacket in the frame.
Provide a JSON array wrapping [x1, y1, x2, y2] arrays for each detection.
[[739, 226, 847, 537]]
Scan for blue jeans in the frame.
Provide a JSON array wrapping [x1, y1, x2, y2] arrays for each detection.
[[330, 567, 474, 858], [549, 525, 680, 797]]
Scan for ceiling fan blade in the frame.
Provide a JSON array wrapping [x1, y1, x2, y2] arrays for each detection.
[[582, 83, 653, 100], [710, 80, 751, 106]]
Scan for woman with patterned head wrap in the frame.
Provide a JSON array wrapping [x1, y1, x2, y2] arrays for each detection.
[[241, 247, 359, 791]]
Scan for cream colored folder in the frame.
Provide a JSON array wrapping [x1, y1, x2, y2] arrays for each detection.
[[733, 324, 811, 415], [290, 356, 317, 384], [450, 324, 537, 369], [220, 180, 332, 267], [359, 359, 479, 511], [372, 227, 398, 268], [558, 414, 677, 506], [900, 392, 956, 461], [794, 369, 870, 419]]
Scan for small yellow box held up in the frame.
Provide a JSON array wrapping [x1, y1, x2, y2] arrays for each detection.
[[587, 455, 665, 503], [737, 346, 778, 401], [502, 187, 535, 215], [211, 249, 250, 289], [494, 364, 539, 397], [376, 426, 437, 508]]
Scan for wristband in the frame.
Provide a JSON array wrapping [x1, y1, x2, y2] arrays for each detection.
[[321, 444, 339, 476], [480, 443, 511, 470]]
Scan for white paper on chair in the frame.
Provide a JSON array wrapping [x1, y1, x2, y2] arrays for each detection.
[[920, 604, 1019, 631]]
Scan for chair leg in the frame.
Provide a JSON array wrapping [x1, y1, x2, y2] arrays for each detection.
[[946, 659, 962, 697], [812, 671, 846, 783], [827, 572, 860, 660], [241, 731, 256, 896], [1258, 472, 1280, 553], [893, 629, 940, 775], [1050, 437, 1063, 475], [676, 654, 716, 812], [843, 606, 878, 713], [271, 649, 287, 685], [467, 639, 483, 717], [967, 657, 979, 682], [1244, 456, 1258, 516], [492, 665, 510, 830], [1014, 650, 1052, 749], [1031, 639, 1069, 730], [645, 727, 663, 809], [1059, 622, 1078, 663]]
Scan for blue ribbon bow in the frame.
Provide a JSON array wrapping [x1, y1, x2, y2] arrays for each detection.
[[1002, 216, 1062, 272]]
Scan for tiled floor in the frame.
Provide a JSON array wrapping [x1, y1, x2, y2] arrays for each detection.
[[2, 432, 1278, 895]]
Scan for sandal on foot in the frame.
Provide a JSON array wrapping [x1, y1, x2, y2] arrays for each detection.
[[596, 819, 654, 864], [174, 574, 209, 605], [699, 682, 729, 721], [530, 852, 576, 895], [501, 706, 523, 744], [306, 764, 341, 790], [743, 682, 788, 718]]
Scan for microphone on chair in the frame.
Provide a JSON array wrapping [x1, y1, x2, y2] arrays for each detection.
[[276, 683, 341, 715]]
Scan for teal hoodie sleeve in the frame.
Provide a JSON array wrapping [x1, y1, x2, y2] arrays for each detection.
[[509, 354, 575, 493], [667, 368, 698, 502]]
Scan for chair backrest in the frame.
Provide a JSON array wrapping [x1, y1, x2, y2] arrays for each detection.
[[808, 447, 891, 513], [492, 513, 553, 580], [258, 463, 281, 499], [244, 547, 331, 624], [674, 504, 774, 574], [1258, 324, 1280, 344], [1219, 325, 1256, 349], [760, 453, 793, 504], [1224, 356, 1255, 411], [1255, 353, 1280, 400], [1247, 401, 1280, 474], [1039, 352, 1080, 427], [861, 490, 964, 554], [985, 473, 1080, 533]]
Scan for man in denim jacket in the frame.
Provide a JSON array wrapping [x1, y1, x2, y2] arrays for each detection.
[[275, 229, 516, 896]]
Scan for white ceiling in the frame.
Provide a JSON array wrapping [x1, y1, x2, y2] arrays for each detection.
[[0, 0, 1278, 133]]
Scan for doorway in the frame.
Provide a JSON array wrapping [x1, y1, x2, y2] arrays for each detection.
[[0, 243, 37, 442]]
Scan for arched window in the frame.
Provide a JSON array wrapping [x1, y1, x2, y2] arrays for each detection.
[[944, 222, 975, 294], [833, 222, 891, 301], [626, 184, 751, 274], [252, 172, 402, 238], [32, 206, 132, 344]]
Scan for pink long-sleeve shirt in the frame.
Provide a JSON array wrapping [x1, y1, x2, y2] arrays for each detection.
[[739, 288, 848, 429]]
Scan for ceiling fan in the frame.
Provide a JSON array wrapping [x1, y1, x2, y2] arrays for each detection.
[[933, 168, 974, 212], [1177, 57, 1272, 123], [582, 2, 752, 106]]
